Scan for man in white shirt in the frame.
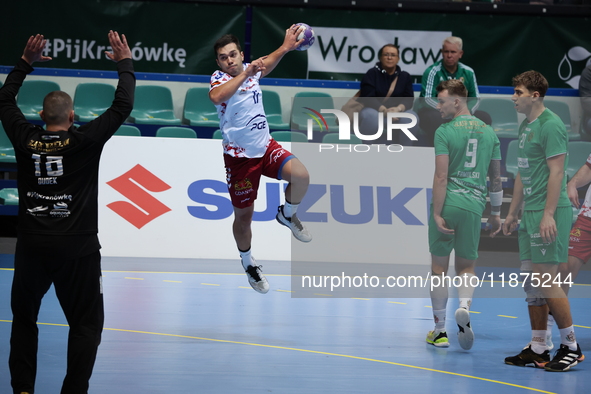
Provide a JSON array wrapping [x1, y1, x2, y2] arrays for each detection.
[[209, 29, 312, 294]]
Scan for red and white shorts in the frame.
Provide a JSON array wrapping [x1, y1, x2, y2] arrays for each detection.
[[224, 139, 294, 209], [568, 214, 591, 263]]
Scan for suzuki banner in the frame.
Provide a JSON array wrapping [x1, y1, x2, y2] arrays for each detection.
[[98, 137, 434, 265]]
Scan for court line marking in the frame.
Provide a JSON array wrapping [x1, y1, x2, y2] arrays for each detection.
[[124, 277, 144, 280], [163, 280, 182, 283], [498, 315, 518, 319], [0, 319, 557, 394], [201, 283, 220, 286]]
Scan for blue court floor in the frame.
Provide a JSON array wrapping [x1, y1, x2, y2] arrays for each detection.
[[0, 254, 589, 394]]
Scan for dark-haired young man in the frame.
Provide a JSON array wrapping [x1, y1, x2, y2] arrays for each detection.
[[209, 29, 312, 294], [503, 70, 584, 372]]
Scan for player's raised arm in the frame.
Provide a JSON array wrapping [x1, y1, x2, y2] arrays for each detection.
[[21, 34, 52, 65], [260, 24, 305, 78]]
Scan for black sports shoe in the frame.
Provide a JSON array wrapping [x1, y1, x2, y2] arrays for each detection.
[[244, 263, 269, 294], [544, 344, 585, 372], [504, 345, 550, 368], [276, 205, 312, 242]]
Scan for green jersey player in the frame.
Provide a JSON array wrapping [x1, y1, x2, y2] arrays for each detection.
[[503, 70, 584, 372], [426, 79, 502, 350]]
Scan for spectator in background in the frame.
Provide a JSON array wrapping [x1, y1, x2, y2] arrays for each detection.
[[579, 63, 591, 139], [417, 36, 491, 146], [358, 44, 419, 145]]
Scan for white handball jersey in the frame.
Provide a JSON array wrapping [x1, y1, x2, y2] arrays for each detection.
[[210, 65, 271, 158], [578, 153, 591, 218]]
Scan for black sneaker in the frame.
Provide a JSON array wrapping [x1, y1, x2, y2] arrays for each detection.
[[276, 205, 312, 242], [504, 345, 550, 368], [244, 263, 269, 294], [544, 344, 585, 372]]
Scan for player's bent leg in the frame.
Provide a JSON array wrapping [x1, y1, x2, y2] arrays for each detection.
[[506, 260, 552, 366], [277, 158, 312, 242], [233, 206, 269, 294]]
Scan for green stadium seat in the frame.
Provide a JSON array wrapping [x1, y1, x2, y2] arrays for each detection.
[[131, 85, 182, 125], [182, 87, 219, 127], [0, 188, 18, 205], [322, 132, 363, 145], [545, 99, 578, 140], [0, 123, 16, 164], [504, 139, 519, 179], [156, 126, 197, 139], [477, 98, 519, 139], [74, 83, 116, 122], [567, 141, 591, 180], [114, 125, 142, 136], [291, 92, 339, 132], [212, 129, 223, 139], [17, 80, 60, 121], [270, 131, 308, 142], [262, 90, 290, 130]]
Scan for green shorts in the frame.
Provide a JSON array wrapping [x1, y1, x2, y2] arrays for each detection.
[[428, 204, 481, 260], [518, 206, 571, 264]]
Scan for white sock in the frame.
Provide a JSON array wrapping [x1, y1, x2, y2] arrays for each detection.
[[547, 313, 555, 339], [433, 309, 446, 332], [530, 330, 547, 354], [457, 273, 476, 311], [239, 248, 254, 270], [559, 326, 578, 351], [283, 201, 298, 218]]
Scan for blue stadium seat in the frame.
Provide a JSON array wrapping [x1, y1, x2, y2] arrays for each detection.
[[156, 126, 197, 139], [182, 87, 219, 127], [74, 83, 116, 122], [17, 80, 60, 121], [131, 85, 182, 125]]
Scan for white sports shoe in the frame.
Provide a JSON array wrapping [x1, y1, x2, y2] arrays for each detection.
[[276, 205, 312, 242], [455, 307, 474, 350], [244, 261, 269, 294]]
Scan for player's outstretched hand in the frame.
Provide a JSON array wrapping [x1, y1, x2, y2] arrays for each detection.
[[22, 34, 52, 65], [434, 215, 454, 235], [105, 30, 131, 62], [282, 24, 305, 52], [486, 215, 502, 238]]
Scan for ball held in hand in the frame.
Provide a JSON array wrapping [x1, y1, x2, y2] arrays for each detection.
[[295, 23, 315, 51]]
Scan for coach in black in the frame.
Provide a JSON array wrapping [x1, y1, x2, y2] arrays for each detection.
[[0, 32, 134, 394]]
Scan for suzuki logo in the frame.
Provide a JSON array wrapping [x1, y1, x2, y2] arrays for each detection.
[[107, 164, 172, 229]]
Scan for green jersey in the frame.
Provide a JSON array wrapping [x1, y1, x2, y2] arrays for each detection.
[[434, 114, 501, 215], [517, 108, 570, 211]]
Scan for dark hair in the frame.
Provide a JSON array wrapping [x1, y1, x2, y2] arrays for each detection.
[[42, 91, 73, 125], [512, 70, 548, 97], [378, 44, 399, 58], [436, 79, 468, 98], [213, 34, 242, 57]]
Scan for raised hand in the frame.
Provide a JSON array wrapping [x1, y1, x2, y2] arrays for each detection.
[[105, 30, 132, 62], [22, 34, 52, 65]]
